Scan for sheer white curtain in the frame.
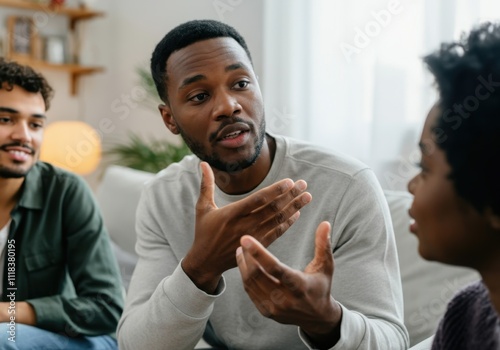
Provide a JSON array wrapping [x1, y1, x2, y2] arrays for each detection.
[[262, 0, 500, 190]]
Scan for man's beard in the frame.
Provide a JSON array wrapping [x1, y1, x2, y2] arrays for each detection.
[[178, 117, 266, 173], [0, 165, 30, 178], [0, 142, 35, 178]]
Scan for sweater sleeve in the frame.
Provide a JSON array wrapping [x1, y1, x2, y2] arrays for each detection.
[[300, 169, 409, 349], [26, 175, 124, 336], [117, 188, 224, 350]]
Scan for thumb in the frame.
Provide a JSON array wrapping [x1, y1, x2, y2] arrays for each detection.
[[305, 221, 334, 275], [196, 162, 217, 213]]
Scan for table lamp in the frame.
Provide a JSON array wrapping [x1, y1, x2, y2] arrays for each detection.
[[40, 120, 102, 175]]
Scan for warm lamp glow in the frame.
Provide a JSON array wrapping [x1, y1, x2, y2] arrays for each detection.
[[40, 121, 102, 175]]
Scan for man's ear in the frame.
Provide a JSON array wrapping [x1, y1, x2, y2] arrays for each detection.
[[158, 104, 180, 135]]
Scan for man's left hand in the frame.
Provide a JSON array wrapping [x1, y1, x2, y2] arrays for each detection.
[[236, 221, 342, 349]]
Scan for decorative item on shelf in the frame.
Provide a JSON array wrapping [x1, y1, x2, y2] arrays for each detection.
[[40, 120, 102, 175], [43, 35, 66, 64], [7, 16, 35, 60], [49, 0, 65, 9]]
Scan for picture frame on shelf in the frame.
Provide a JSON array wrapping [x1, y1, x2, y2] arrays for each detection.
[[7, 16, 35, 60]]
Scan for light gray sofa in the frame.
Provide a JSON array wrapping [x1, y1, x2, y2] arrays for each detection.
[[96, 165, 479, 349]]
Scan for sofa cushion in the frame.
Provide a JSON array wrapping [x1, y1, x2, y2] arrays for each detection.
[[96, 165, 155, 255], [96, 165, 155, 291], [384, 190, 479, 346]]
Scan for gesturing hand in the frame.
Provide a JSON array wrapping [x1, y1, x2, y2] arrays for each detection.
[[236, 221, 343, 349], [182, 162, 312, 293]]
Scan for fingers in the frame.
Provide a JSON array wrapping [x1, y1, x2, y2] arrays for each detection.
[[196, 162, 216, 213], [252, 180, 312, 246], [260, 211, 301, 247], [238, 236, 301, 293], [237, 178, 310, 216], [230, 178, 312, 247], [236, 237, 290, 317], [237, 231, 337, 325], [235, 248, 277, 318], [256, 180, 311, 222], [236, 178, 294, 213], [240, 236, 283, 281], [306, 222, 334, 275]]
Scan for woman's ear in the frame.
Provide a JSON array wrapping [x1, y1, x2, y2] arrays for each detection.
[[158, 104, 180, 135]]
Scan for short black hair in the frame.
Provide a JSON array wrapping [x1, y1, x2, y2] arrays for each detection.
[[424, 22, 500, 216], [150, 19, 252, 103], [0, 58, 54, 110]]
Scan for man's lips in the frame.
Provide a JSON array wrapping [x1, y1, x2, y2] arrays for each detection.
[[0, 144, 35, 162], [1, 146, 34, 155], [215, 122, 251, 142], [0, 143, 35, 155]]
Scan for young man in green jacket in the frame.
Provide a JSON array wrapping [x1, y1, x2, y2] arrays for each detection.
[[0, 59, 123, 349]]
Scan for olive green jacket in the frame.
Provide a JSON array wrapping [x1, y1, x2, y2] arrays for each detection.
[[2, 162, 123, 337]]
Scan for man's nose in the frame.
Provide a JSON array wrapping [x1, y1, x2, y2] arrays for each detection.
[[212, 90, 242, 121], [11, 121, 32, 144]]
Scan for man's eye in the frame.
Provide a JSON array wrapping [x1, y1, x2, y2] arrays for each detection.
[[234, 81, 249, 89], [190, 93, 208, 102], [0, 116, 12, 123], [31, 123, 44, 129]]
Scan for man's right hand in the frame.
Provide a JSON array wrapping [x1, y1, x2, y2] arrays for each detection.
[[181, 161, 312, 293]]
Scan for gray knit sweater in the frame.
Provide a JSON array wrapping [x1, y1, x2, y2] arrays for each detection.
[[117, 134, 409, 349], [432, 281, 500, 350]]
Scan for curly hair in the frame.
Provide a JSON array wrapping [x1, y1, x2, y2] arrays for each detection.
[[424, 22, 500, 216], [0, 58, 54, 110], [150, 19, 252, 103]]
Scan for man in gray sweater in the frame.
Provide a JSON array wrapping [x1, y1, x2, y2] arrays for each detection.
[[117, 19, 409, 350]]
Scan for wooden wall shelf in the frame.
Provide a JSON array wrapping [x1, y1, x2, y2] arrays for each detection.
[[11, 57, 103, 95], [0, 0, 105, 95], [0, 0, 104, 28]]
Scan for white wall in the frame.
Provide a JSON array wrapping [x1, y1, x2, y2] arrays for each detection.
[[81, 0, 264, 143], [0, 0, 264, 186]]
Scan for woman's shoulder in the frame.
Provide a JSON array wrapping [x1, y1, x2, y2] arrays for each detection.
[[432, 280, 500, 350]]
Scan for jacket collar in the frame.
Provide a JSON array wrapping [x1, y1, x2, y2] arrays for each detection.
[[17, 162, 44, 210]]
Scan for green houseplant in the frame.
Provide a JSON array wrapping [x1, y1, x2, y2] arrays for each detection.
[[107, 66, 191, 173], [106, 133, 191, 174]]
